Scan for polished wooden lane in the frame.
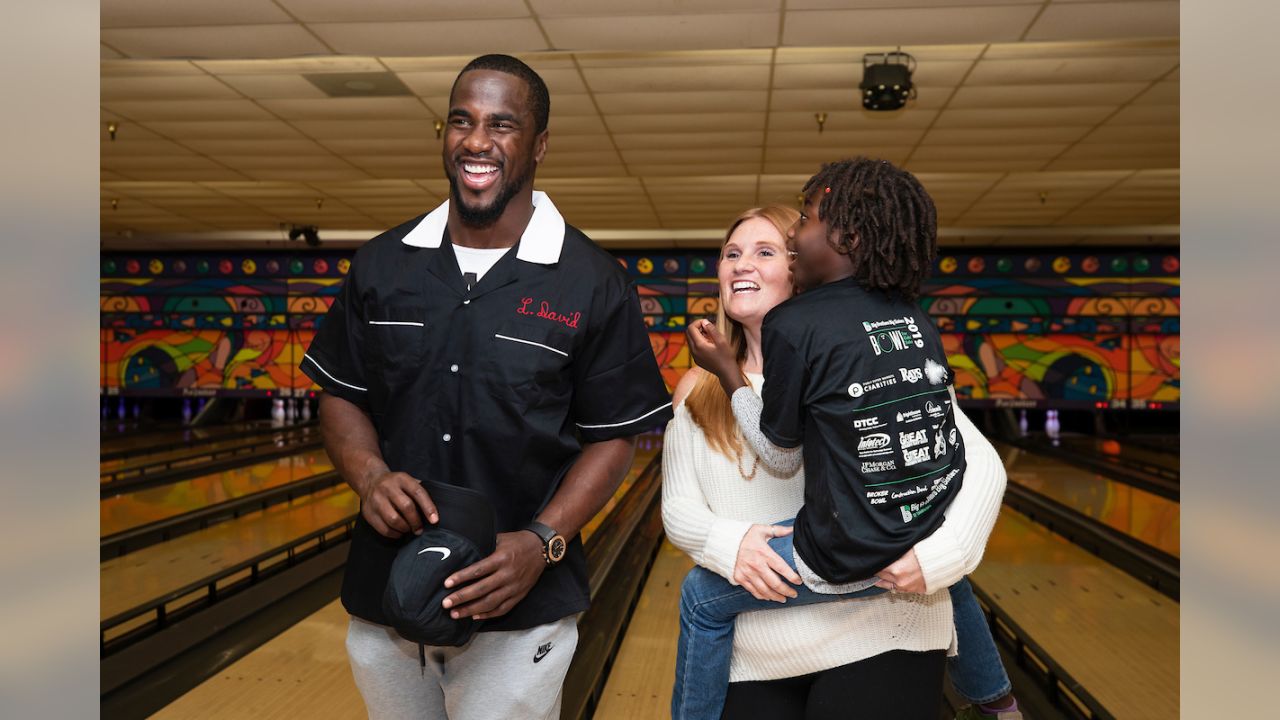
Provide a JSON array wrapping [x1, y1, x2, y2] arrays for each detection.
[[581, 443, 659, 543], [594, 540, 693, 719], [151, 599, 365, 720], [100, 420, 277, 455], [101, 485, 358, 623], [973, 508, 1179, 719], [995, 441, 1179, 557], [151, 448, 661, 718], [100, 449, 335, 537], [99, 425, 318, 477], [1055, 434, 1180, 474]]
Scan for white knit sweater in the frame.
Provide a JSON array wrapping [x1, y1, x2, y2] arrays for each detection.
[[661, 373, 1006, 682]]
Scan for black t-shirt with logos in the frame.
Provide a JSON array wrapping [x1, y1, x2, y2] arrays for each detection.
[[760, 278, 965, 584]]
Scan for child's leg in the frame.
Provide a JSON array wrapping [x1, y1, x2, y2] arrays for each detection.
[[671, 525, 885, 720], [946, 577, 1014, 705]]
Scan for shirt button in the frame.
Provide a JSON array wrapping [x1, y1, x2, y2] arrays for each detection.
[[450, 364, 459, 373], [462, 299, 471, 305], [442, 433, 452, 442]]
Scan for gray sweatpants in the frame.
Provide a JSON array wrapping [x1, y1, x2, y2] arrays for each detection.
[[346, 614, 579, 720]]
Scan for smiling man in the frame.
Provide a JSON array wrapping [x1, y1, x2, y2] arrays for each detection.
[[301, 55, 673, 719]]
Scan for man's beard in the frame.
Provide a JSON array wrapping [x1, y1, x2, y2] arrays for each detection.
[[448, 159, 533, 228]]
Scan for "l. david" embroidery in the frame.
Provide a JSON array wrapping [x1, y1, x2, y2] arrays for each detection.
[[518, 297, 581, 329]]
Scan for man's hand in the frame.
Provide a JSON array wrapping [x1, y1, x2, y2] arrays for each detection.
[[733, 524, 803, 602], [874, 548, 927, 594], [686, 319, 744, 393], [360, 471, 438, 539], [441, 530, 546, 620]]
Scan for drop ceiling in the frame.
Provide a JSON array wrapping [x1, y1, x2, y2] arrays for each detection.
[[100, 0, 1180, 248]]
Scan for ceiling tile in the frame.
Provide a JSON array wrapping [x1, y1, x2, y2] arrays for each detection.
[[968, 55, 1178, 85], [142, 120, 305, 139], [582, 65, 770, 93], [769, 109, 938, 131], [101, 25, 330, 60], [921, 126, 1091, 145], [215, 73, 331, 99], [606, 112, 765, 133], [275, 0, 528, 22], [103, 99, 274, 121], [531, 0, 780, 16], [102, 74, 242, 101], [259, 97, 432, 120], [1106, 104, 1178, 125], [933, 106, 1115, 128], [1025, 1, 1179, 42], [542, 13, 779, 52], [948, 82, 1148, 109], [309, 20, 547, 56], [783, 6, 1041, 46], [596, 90, 767, 115], [101, 0, 292, 28]]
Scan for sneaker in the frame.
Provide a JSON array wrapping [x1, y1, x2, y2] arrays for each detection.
[[954, 703, 1024, 720]]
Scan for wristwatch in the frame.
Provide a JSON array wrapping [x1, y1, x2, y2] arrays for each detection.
[[523, 521, 567, 566]]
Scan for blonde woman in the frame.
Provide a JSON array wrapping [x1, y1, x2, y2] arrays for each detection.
[[662, 204, 1018, 720]]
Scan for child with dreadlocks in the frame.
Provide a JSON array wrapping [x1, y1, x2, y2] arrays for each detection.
[[676, 157, 1020, 720]]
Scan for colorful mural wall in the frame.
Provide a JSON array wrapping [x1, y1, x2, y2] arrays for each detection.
[[102, 249, 1179, 409]]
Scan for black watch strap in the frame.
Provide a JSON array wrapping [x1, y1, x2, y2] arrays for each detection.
[[523, 521, 566, 565]]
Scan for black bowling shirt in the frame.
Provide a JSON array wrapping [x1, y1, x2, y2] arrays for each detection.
[[302, 192, 673, 631], [760, 278, 966, 584]]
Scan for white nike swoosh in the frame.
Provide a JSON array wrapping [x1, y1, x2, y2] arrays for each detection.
[[417, 546, 451, 560]]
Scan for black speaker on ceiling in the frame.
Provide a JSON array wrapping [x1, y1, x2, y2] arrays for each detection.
[[860, 51, 916, 111]]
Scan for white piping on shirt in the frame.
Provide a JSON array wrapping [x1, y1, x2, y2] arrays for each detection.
[[494, 333, 569, 358], [302, 353, 368, 392], [576, 401, 673, 430], [368, 320, 425, 327]]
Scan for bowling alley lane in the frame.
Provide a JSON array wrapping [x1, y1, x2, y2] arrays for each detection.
[[99, 425, 318, 478], [994, 441, 1179, 557], [1055, 434, 1180, 474], [101, 449, 335, 538], [972, 508, 1179, 719], [100, 420, 285, 456], [101, 485, 358, 625]]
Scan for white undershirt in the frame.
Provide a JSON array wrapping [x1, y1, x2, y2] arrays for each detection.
[[452, 244, 512, 289]]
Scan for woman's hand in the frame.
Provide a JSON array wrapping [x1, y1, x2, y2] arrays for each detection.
[[874, 548, 927, 594], [686, 319, 744, 393], [733, 524, 803, 602]]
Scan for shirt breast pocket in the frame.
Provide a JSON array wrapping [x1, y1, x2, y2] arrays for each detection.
[[364, 306, 428, 388], [485, 318, 573, 409]]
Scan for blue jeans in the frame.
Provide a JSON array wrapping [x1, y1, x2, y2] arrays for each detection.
[[672, 520, 1011, 719]]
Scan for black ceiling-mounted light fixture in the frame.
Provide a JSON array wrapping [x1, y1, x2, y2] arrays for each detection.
[[860, 51, 916, 111], [289, 225, 321, 247]]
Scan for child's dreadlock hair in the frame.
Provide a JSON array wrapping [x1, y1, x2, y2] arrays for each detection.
[[801, 157, 938, 301]]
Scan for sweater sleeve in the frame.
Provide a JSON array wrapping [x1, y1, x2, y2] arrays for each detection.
[[911, 388, 1007, 594], [661, 406, 753, 583], [730, 387, 803, 476]]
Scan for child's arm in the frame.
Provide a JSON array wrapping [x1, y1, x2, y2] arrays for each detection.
[[729, 387, 802, 476], [907, 388, 1008, 594]]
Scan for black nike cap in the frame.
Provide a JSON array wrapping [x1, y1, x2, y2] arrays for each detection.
[[381, 479, 497, 647]]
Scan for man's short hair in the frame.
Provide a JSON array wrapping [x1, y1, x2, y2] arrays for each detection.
[[452, 54, 551, 134]]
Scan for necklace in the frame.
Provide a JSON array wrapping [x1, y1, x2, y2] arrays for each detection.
[[737, 448, 760, 481]]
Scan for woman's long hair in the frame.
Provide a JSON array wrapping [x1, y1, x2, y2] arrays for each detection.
[[684, 204, 800, 461]]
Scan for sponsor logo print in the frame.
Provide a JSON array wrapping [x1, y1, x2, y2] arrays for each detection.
[[924, 358, 948, 385], [858, 432, 893, 458], [900, 505, 914, 523], [933, 429, 948, 458], [899, 367, 923, 383], [868, 489, 888, 505], [949, 428, 958, 447], [864, 317, 925, 357], [417, 546, 451, 560], [896, 409, 923, 424], [853, 416, 886, 430], [848, 374, 896, 398], [903, 446, 931, 467], [861, 459, 897, 473], [925, 400, 946, 418], [899, 429, 928, 448], [533, 642, 554, 663]]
